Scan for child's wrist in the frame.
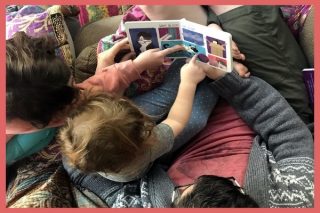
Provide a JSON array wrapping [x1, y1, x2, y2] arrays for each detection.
[[180, 80, 197, 90], [132, 60, 144, 73]]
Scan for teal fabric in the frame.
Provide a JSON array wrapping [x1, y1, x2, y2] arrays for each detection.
[[6, 128, 57, 166]]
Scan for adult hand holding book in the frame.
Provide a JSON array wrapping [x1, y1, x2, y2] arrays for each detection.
[[202, 60, 250, 80]]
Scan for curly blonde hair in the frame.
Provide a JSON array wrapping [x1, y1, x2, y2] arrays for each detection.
[[59, 92, 154, 173]]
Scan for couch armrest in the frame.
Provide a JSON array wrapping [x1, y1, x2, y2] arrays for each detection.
[[74, 15, 123, 56]]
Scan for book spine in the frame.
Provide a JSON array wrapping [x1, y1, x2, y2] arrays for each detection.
[[303, 69, 314, 111]]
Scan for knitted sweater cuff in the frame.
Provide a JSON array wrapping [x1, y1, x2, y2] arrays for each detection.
[[209, 71, 244, 98]]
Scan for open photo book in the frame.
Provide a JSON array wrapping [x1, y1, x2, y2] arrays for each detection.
[[125, 19, 233, 72]]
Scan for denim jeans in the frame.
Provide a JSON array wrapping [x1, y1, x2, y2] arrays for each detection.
[[131, 59, 219, 158]]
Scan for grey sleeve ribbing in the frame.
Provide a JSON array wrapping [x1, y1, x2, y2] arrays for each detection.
[[209, 72, 313, 161]]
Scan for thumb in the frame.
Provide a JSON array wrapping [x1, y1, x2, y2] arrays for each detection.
[[189, 54, 198, 63], [109, 38, 130, 57], [120, 52, 136, 62]]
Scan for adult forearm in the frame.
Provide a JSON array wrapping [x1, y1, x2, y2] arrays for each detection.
[[210, 72, 313, 161]]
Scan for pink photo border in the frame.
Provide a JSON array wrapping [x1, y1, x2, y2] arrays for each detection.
[[1, 0, 318, 212]]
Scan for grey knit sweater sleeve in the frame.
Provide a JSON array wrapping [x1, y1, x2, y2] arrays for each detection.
[[209, 71, 314, 207], [209, 71, 313, 161]]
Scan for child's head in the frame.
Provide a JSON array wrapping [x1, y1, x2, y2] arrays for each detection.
[[59, 93, 155, 173], [6, 32, 78, 128], [173, 175, 259, 208]]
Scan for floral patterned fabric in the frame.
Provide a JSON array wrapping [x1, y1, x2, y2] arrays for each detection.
[[77, 5, 131, 26], [6, 137, 105, 208], [6, 5, 75, 67], [280, 5, 312, 39]]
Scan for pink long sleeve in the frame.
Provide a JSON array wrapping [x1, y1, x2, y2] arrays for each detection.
[[76, 60, 141, 96]]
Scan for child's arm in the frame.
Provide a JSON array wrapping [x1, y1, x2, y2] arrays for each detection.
[[208, 71, 314, 206], [161, 58, 250, 138], [162, 56, 206, 137], [76, 44, 184, 96], [208, 71, 313, 161]]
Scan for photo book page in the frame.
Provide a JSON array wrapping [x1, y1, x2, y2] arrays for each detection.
[[125, 19, 233, 72]]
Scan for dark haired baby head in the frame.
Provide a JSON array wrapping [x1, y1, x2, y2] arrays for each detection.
[[173, 175, 259, 208], [6, 32, 78, 128]]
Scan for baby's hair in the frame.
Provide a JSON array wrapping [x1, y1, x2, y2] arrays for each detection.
[[59, 92, 155, 173], [6, 32, 78, 128], [173, 175, 259, 208]]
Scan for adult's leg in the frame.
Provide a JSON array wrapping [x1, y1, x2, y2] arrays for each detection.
[[207, 6, 312, 123], [131, 59, 185, 122], [132, 59, 219, 156], [172, 78, 218, 153], [156, 77, 219, 165]]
